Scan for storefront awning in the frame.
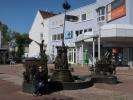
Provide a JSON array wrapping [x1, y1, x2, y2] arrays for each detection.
[[75, 32, 96, 43], [101, 24, 133, 38]]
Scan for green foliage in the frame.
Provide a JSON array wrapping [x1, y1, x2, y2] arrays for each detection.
[[11, 32, 31, 58], [0, 21, 31, 58], [0, 21, 10, 45]]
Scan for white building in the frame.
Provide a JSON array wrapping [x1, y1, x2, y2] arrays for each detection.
[[29, 0, 133, 68], [28, 10, 56, 58]]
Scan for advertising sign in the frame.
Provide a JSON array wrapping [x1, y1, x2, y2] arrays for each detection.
[[106, 0, 126, 22], [64, 31, 73, 39]]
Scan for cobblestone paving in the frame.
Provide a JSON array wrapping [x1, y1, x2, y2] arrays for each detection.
[[0, 64, 133, 100], [57, 85, 133, 100]]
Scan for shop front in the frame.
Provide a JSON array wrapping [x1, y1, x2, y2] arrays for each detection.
[[101, 24, 133, 68], [102, 47, 131, 66]]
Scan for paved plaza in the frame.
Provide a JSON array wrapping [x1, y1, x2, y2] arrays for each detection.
[[0, 64, 133, 100]]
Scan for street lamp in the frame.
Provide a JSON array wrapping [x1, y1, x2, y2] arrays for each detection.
[[62, 0, 71, 46], [51, 1, 74, 82]]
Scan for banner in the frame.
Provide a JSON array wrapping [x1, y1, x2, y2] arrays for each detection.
[[64, 31, 73, 39], [106, 0, 126, 22]]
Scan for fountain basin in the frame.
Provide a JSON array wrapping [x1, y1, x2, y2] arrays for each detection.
[[49, 75, 93, 90], [91, 74, 118, 84]]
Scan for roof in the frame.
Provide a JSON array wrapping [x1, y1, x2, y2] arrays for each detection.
[[39, 10, 57, 19]]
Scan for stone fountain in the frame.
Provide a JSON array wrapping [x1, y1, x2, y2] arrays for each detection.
[[49, 1, 93, 90], [91, 49, 118, 84]]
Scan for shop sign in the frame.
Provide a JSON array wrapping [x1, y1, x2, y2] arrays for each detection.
[[64, 31, 73, 39], [106, 0, 126, 22]]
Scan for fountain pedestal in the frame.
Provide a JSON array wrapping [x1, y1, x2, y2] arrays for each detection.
[[51, 46, 74, 82]]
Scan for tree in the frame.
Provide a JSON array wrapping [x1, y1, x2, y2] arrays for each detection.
[[11, 32, 31, 58], [0, 22, 10, 46], [0, 21, 31, 59]]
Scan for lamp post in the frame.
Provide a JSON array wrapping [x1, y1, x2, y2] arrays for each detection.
[[62, 0, 71, 46], [51, 1, 74, 82]]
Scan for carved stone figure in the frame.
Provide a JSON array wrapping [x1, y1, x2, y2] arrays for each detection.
[[34, 40, 44, 54], [94, 49, 116, 76], [54, 46, 63, 69]]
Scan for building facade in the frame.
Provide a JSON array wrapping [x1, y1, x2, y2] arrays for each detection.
[[95, 0, 133, 68], [48, 3, 96, 64], [28, 10, 56, 59], [29, 0, 133, 68]]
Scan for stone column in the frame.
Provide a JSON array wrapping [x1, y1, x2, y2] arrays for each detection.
[[81, 42, 84, 67]]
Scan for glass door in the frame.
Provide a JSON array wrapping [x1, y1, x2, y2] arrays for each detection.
[[68, 48, 76, 64]]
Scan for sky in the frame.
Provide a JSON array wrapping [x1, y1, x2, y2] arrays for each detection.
[[0, 0, 96, 33]]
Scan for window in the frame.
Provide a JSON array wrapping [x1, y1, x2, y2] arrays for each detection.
[[96, 6, 105, 22], [52, 33, 63, 41], [88, 28, 92, 32], [80, 30, 83, 34], [61, 34, 63, 39], [82, 14, 86, 21], [40, 33, 43, 40], [57, 34, 60, 40], [75, 30, 83, 36], [60, 20, 63, 26], [84, 28, 92, 33], [101, 8, 105, 15], [76, 31, 79, 36], [101, 16, 105, 20], [84, 29, 87, 33], [52, 35, 56, 40]]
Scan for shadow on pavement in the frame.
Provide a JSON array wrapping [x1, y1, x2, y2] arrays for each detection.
[[43, 81, 63, 95]]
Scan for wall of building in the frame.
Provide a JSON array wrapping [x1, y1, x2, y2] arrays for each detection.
[[28, 11, 49, 57], [0, 31, 1, 48], [28, 0, 133, 66], [129, 0, 133, 24], [96, 0, 133, 68], [48, 3, 96, 63]]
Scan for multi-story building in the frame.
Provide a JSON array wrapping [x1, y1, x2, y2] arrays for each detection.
[[28, 10, 56, 59], [48, 2, 96, 65], [29, 0, 133, 68]]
